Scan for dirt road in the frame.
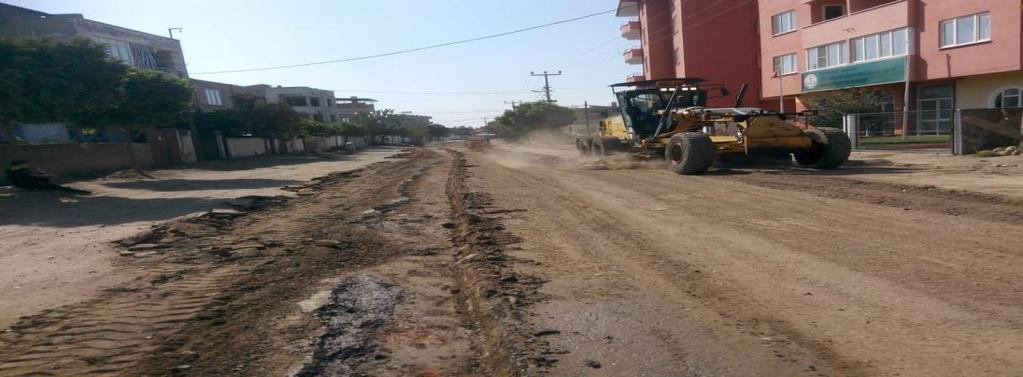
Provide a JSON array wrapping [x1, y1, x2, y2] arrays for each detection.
[[1, 144, 1021, 376], [0, 148, 400, 329]]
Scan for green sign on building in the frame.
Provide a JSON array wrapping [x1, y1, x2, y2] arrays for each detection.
[[801, 56, 906, 92]]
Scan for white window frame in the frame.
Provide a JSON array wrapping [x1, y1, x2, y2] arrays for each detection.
[[204, 88, 223, 106], [939, 12, 991, 48], [822, 5, 844, 21], [991, 86, 1023, 108], [851, 28, 909, 63], [806, 41, 846, 71], [773, 53, 797, 75], [772, 10, 797, 36]]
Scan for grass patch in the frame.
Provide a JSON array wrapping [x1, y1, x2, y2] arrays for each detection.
[[859, 135, 950, 145]]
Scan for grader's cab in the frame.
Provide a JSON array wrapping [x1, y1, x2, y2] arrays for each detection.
[[576, 78, 851, 174]]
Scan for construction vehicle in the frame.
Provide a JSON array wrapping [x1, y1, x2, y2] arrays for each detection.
[[466, 134, 492, 150], [576, 78, 851, 174]]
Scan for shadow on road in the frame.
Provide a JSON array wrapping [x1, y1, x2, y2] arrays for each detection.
[[0, 192, 227, 227], [102, 178, 304, 191]]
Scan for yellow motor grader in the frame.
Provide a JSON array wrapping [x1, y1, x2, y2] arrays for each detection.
[[576, 78, 851, 174]]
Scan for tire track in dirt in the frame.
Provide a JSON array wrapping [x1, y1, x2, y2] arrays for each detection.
[[0, 150, 455, 376], [0, 239, 255, 376], [444, 149, 550, 376], [474, 145, 1023, 376], [722, 172, 1023, 226]]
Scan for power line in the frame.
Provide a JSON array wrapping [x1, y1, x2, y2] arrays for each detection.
[[332, 89, 524, 95], [192, 8, 617, 75]]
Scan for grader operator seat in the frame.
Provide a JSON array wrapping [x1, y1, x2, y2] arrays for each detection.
[[612, 78, 710, 139]]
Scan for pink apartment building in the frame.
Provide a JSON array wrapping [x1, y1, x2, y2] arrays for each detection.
[[620, 0, 1023, 132]]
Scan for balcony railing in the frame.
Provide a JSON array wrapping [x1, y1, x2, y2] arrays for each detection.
[[620, 21, 641, 40], [627, 73, 645, 82], [623, 48, 643, 65]]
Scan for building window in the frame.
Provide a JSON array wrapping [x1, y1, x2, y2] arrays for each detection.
[[310, 97, 321, 107], [940, 12, 991, 48], [772, 10, 796, 35], [773, 53, 797, 75], [994, 88, 1022, 108], [204, 88, 223, 106], [851, 28, 908, 63], [806, 41, 846, 70], [285, 96, 307, 106], [823, 5, 844, 21]]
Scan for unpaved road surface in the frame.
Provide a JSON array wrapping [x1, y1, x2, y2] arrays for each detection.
[[1, 144, 1021, 376], [0, 148, 400, 329]]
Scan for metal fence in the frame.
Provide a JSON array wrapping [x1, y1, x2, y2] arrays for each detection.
[[843, 110, 953, 151], [844, 108, 1022, 154]]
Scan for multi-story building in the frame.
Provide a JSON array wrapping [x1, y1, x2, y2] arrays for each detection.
[[618, 0, 762, 107], [334, 96, 377, 122], [0, 2, 188, 77], [619, 0, 1022, 128], [190, 79, 268, 112], [264, 86, 342, 122]]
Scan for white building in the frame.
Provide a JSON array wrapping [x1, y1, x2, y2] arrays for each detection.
[[265, 86, 343, 122]]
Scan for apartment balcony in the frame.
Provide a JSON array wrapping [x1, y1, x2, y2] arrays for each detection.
[[802, 0, 910, 48], [620, 21, 641, 40], [627, 73, 645, 82], [624, 48, 643, 65], [616, 0, 639, 17]]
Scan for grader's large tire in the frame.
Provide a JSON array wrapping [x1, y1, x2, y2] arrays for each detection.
[[590, 137, 621, 157], [664, 132, 715, 175], [589, 137, 605, 157], [576, 138, 591, 157], [793, 127, 852, 169]]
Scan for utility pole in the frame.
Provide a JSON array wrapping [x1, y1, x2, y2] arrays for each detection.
[[504, 100, 521, 110], [530, 70, 562, 104], [167, 27, 183, 39]]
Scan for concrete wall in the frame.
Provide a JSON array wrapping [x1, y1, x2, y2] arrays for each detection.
[[224, 137, 268, 159], [955, 72, 1023, 109], [0, 143, 153, 183], [284, 138, 305, 154]]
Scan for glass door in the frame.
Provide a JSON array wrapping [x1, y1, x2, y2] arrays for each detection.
[[917, 85, 954, 135]]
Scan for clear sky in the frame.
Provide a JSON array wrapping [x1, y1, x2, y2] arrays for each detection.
[[10, 0, 635, 128]]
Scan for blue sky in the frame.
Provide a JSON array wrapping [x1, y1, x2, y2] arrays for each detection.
[[11, 0, 635, 128]]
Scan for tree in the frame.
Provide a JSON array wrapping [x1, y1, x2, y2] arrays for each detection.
[[83, 68, 194, 128], [249, 102, 303, 150], [299, 118, 330, 136], [0, 37, 127, 143], [484, 101, 575, 140], [80, 68, 193, 174], [427, 124, 450, 139], [802, 88, 889, 128]]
